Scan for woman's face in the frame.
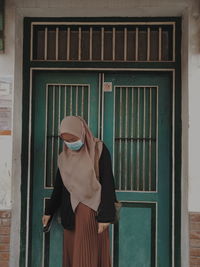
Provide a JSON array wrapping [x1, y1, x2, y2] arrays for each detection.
[[60, 133, 79, 142]]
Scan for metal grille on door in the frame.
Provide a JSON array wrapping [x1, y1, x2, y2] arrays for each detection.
[[31, 22, 175, 62], [114, 86, 158, 191], [45, 84, 90, 188]]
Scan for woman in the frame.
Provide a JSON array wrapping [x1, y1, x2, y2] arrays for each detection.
[[42, 115, 117, 267]]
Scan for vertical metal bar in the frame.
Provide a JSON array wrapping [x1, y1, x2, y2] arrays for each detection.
[[89, 27, 93, 61], [125, 87, 128, 190], [156, 86, 158, 192], [44, 84, 48, 188], [88, 85, 90, 127], [70, 85, 73, 115], [58, 86, 61, 155], [101, 73, 105, 140], [113, 85, 116, 179], [98, 73, 101, 139], [135, 27, 139, 61], [101, 27, 104, 61], [67, 27, 70, 60], [124, 27, 127, 61], [112, 27, 115, 61], [78, 27, 81, 61], [81, 86, 84, 117], [76, 86, 78, 115], [136, 87, 140, 190], [44, 27, 48, 60], [64, 85, 67, 116], [142, 87, 146, 190], [158, 27, 162, 61], [149, 87, 152, 190], [173, 23, 175, 61], [51, 85, 55, 187], [147, 27, 150, 61], [30, 23, 33, 60], [131, 87, 134, 190], [55, 27, 59, 60], [119, 87, 122, 190]]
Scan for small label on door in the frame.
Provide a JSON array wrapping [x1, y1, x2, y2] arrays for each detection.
[[103, 82, 112, 92]]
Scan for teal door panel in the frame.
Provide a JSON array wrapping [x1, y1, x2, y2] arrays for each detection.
[[103, 72, 172, 267], [117, 203, 156, 267], [30, 70, 173, 267], [30, 71, 101, 267]]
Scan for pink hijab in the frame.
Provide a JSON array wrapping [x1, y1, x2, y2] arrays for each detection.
[[57, 116, 103, 212]]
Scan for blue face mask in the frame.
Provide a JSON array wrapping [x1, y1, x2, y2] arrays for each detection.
[[64, 139, 84, 151]]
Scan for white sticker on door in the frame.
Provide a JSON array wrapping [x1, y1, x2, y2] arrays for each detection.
[[103, 82, 112, 92]]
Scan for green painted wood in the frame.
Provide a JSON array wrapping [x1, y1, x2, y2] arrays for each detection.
[[30, 71, 100, 267], [20, 18, 33, 267], [29, 60, 178, 70], [30, 70, 173, 267], [25, 16, 181, 23], [21, 16, 182, 267], [116, 202, 156, 267], [103, 71, 172, 266]]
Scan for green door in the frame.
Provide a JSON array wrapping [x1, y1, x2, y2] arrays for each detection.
[[103, 71, 172, 267], [30, 70, 172, 267], [30, 71, 101, 267]]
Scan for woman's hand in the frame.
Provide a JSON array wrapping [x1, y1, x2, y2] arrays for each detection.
[[42, 215, 51, 227], [98, 222, 110, 234]]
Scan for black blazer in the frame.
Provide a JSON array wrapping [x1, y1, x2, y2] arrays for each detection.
[[44, 142, 117, 230]]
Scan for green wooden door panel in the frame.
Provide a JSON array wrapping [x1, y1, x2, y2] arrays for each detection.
[[30, 70, 172, 267], [30, 71, 100, 267], [118, 203, 156, 267], [103, 71, 172, 267]]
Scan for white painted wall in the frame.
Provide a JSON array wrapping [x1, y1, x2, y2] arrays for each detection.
[[1, 0, 200, 266], [0, 0, 14, 211], [0, 136, 12, 208], [187, 1, 200, 212]]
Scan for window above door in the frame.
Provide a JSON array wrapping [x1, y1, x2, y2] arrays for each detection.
[[31, 21, 176, 62]]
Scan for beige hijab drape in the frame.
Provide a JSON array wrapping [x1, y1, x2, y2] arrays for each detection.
[[57, 116, 103, 212]]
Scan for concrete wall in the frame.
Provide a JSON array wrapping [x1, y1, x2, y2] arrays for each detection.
[[0, 0, 14, 210], [0, 137, 12, 209], [0, 1, 15, 266], [1, 0, 200, 266], [187, 1, 200, 212]]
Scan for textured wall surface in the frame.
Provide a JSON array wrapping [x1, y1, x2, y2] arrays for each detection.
[[189, 212, 200, 267], [0, 137, 12, 210], [1, 0, 200, 266], [0, 210, 11, 267]]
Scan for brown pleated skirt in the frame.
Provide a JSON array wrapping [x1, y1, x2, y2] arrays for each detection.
[[63, 202, 112, 267]]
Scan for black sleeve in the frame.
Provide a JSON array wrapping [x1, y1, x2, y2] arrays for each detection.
[[44, 168, 63, 216], [96, 142, 117, 223]]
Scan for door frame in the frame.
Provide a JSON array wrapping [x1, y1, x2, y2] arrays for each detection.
[[21, 16, 181, 267], [22, 67, 180, 267]]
